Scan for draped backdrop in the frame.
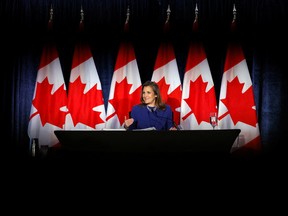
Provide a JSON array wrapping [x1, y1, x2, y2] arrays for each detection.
[[1, 0, 287, 157]]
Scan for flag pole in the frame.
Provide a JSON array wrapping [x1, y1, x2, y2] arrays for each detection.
[[125, 5, 130, 24], [194, 3, 198, 23], [80, 5, 84, 23], [48, 4, 53, 30], [124, 5, 130, 33], [49, 4, 53, 22], [193, 3, 199, 33], [165, 4, 171, 24], [232, 3, 236, 23]]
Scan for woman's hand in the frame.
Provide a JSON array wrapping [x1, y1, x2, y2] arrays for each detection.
[[169, 127, 177, 131], [124, 116, 134, 129]]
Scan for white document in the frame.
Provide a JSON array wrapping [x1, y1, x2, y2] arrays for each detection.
[[132, 127, 156, 131]]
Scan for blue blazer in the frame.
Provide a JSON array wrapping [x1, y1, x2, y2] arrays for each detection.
[[128, 104, 174, 131]]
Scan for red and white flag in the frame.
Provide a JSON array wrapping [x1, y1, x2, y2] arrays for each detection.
[[66, 22, 106, 129], [180, 13, 217, 130], [218, 20, 261, 154], [151, 21, 182, 125], [28, 21, 68, 147], [105, 21, 142, 129]]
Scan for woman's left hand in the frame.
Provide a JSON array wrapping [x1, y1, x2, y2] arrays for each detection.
[[169, 127, 177, 130]]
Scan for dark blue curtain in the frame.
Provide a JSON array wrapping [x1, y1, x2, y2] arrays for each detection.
[[1, 0, 288, 158]]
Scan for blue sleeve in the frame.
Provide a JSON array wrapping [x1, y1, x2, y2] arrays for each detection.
[[164, 105, 174, 130]]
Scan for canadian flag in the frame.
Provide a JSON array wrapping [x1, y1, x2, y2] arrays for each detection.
[[66, 22, 106, 129], [105, 22, 142, 129], [180, 15, 217, 130], [151, 21, 182, 125], [218, 21, 261, 154], [28, 21, 68, 147]]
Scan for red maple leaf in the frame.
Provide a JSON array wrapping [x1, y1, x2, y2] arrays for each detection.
[[157, 77, 170, 103], [156, 77, 182, 125], [166, 86, 182, 125], [183, 76, 217, 124], [107, 77, 142, 125], [68, 77, 105, 128], [32, 77, 67, 128], [220, 77, 257, 126]]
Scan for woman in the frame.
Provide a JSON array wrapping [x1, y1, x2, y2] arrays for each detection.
[[124, 81, 177, 131]]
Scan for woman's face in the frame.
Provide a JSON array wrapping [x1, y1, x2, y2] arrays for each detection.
[[142, 86, 157, 106]]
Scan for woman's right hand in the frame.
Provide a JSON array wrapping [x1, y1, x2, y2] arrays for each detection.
[[124, 116, 134, 129]]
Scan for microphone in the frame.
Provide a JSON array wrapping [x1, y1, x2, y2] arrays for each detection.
[[172, 121, 182, 131]]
